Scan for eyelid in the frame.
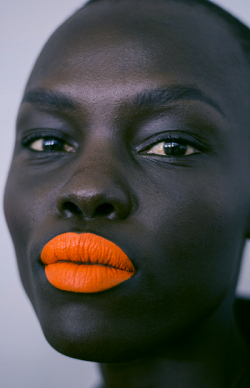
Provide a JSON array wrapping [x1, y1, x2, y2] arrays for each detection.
[[21, 129, 77, 149], [136, 131, 206, 155], [27, 138, 75, 153], [144, 141, 198, 157]]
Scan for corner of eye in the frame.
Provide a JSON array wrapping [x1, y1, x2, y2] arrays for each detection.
[[139, 149, 150, 155], [65, 145, 76, 153]]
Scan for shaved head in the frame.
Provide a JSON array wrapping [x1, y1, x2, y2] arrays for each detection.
[[80, 0, 250, 67]]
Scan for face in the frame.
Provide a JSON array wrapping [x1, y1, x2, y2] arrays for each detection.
[[4, 0, 250, 362]]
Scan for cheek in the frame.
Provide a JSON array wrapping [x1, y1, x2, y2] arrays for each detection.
[[4, 177, 33, 300], [4, 159, 60, 241], [5, 170, 42, 249], [4, 164, 55, 301], [136, 169, 246, 306]]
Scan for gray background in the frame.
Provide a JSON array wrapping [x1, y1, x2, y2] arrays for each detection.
[[1, 1, 250, 387]]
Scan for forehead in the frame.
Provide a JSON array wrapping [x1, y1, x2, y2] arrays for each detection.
[[24, 0, 250, 123]]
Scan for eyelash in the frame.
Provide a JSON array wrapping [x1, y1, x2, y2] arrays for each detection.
[[21, 130, 206, 160], [22, 131, 73, 152], [139, 133, 205, 156]]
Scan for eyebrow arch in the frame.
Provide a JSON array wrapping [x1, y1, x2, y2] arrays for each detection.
[[22, 88, 77, 110], [133, 85, 224, 116], [22, 85, 223, 116]]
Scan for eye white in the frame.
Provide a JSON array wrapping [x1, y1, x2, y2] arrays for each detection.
[[147, 142, 166, 155], [145, 141, 197, 156], [29, 138, 75, 152], [30, 139, 44, 151], [63, 144, 75, 153]]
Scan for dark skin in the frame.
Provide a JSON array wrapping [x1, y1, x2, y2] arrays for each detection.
[[4, 0, 250, 387]]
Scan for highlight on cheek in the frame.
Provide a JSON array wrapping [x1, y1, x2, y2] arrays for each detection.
[[41, 233, 136, 293]]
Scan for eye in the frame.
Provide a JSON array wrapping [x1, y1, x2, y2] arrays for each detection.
[[144, 141, 199, 157], [29, 137, 75, 153]]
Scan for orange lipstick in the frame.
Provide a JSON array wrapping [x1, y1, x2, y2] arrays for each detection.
[[41, 233, 136, 293]]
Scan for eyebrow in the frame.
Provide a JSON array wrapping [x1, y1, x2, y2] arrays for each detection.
[[22, 88, 77, 110], [133, 85, 224, 115], [22, 85, 223, 116]]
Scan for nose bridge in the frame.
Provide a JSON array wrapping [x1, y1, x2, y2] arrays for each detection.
[[69, 133, 124, 191], [67, 161, 122, 197], [56, 138, 134, 220]]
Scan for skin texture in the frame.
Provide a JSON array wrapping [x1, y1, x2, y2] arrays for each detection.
[[4, 0, 250, 387]]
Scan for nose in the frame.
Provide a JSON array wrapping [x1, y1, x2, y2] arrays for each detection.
[[56, 168, 134, 221]]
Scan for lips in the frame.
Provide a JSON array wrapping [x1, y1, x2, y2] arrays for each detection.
[[41, 232, 136, 293]]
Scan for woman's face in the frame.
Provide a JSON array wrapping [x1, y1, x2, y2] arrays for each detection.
[[4, 0, 250, 362]]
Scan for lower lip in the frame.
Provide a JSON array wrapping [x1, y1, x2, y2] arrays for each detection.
[[41, 232, 135, 293], [45, 262, 134, 293]]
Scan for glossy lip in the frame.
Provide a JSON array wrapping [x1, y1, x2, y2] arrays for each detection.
[[41, 232, 136, 293]]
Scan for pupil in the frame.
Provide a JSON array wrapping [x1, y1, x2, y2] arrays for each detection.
[[43, 138, 61, 151], [164, 142, 187, 156]]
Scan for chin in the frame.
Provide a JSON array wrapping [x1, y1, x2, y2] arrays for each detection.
[[40, 321, 154, 363], [35, 295, 170, 363]]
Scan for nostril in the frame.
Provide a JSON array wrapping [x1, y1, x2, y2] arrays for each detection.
[[94, 203, 115, 217], [60, 201, 115, 218], [61, 202, 82, 216]]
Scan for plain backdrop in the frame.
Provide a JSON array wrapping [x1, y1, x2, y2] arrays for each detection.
[[1, 1, 250, 387]]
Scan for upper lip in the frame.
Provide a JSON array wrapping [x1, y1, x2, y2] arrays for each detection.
[[40, 232, 136, 273]]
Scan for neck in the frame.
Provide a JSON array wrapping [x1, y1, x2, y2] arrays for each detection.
[[99, 294, 250, 388]]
